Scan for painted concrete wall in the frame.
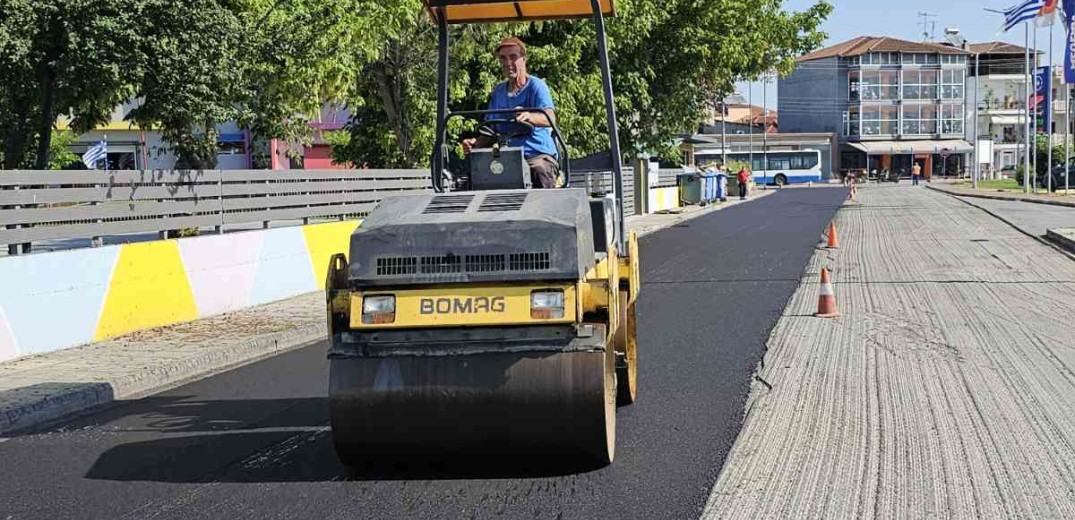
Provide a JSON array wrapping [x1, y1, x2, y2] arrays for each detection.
[[0, 220, 358, 362], [648, 186, 680, 213]]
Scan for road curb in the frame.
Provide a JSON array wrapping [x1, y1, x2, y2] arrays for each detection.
[[0, 320, 326, 436], [926, 184, 1075, 209]]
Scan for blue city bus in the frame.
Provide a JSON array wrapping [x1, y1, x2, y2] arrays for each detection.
[[695, 149, 824, 186]]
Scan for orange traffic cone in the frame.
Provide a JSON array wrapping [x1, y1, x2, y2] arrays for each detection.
[[826, 221, 840, 249], [816, 267, 839, 318]]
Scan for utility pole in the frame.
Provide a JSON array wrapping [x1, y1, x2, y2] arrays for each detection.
[[974, 50, 980, 188], [720, 94, 727, 167], [763, 72, 769, 187], [749, 81, 754, 174]]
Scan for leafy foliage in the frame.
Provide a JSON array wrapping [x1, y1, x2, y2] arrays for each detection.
[[335, 0, 832, 167], [1, 0, 830, 170]]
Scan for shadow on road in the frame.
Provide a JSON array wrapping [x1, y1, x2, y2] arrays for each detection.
[[81, 396, 604, 483]]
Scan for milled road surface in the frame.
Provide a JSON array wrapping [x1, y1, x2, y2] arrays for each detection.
[[0, 188, 846, 520], [705, 185, 1075, 518]]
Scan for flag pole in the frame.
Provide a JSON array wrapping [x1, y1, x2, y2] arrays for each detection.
[[1048, 22, 1055, 192], [1026, 23, 1033, 193], [1033, 23, 1039, 193]]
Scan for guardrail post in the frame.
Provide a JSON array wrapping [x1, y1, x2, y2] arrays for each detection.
[[217, 168, 224, 234]]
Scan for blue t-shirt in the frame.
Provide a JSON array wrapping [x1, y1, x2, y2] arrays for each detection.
[[486, 76, 558, 159]]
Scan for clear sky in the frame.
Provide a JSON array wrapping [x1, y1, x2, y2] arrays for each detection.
[[742, 0, 1070, 109]]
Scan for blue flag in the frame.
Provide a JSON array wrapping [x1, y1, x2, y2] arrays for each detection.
[[1065, 0, 1075, 83], [1034, 66, 1052, 133]]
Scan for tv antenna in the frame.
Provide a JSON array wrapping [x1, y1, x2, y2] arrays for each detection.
[[918, 12, 937, 41]]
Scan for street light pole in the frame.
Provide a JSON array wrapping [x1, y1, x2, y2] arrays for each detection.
[[974, 50, 980, 188]]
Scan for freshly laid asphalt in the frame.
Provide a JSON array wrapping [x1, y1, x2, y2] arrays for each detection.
[[0, 187, 847, 520]]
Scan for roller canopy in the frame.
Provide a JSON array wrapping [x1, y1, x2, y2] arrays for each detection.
[[425, 0, 615, 24]]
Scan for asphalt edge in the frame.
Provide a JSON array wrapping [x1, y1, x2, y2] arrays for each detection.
[[0, 186, 793, 437], [1045, 229, 1075, 255], [0, 321, 326, 436], [631, 189, 778, 238]]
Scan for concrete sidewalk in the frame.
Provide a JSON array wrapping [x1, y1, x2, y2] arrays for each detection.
[[0, 190, 773, 436], [703, 184, 1075, 518]]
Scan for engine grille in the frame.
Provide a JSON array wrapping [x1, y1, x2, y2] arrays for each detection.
[[478, 193, 529, 212], [376, 252, 551, 276], [422, 194, 475, 214], [376, 256, 417, 276]]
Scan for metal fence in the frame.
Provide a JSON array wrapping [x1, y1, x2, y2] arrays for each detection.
[[1, 167, 635, 253], [0, 169, 430, 251]]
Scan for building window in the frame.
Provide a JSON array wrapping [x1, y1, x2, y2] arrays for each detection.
[[940, 69, 964, 100], [902, 53, 938, 65], [941, 104, 964, 134], [845, 106, 860, 135], [903, 69, 938, 100], [940, 54, 967, 65], [851, 70, 899, 101], [902, 104, 937, 135], [861, 105, 898, 135], [861, 52, 899, 65]]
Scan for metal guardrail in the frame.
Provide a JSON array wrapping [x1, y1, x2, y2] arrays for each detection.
[[0, 169, 430, 251], [1, 167, 636, 253]]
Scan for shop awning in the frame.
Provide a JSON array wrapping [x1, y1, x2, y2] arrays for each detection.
[[990, 115, 1025, 125], [848, 140, 973, 155]]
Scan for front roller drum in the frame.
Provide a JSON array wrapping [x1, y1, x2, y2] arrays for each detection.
[[329, 347, 616, 466]]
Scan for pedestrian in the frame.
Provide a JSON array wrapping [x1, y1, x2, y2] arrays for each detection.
[[912, 162, 921, 186], [737, 165, 750, 200]]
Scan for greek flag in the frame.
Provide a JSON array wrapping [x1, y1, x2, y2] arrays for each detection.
[[81, 139, 107, 169], [1004, 0, 1047, 31]]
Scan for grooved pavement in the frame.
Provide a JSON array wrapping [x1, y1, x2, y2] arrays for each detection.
[[704, 185, 1075, 518]]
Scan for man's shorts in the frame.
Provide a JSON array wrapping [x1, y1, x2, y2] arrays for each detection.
[[528, 154, 561, 189]]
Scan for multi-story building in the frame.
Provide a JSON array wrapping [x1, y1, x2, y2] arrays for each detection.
[[963, 42, 1075, 178], [779, 36, 973, 178]]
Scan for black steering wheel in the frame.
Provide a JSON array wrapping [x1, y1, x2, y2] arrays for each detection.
[[478, 118, 534, 143]]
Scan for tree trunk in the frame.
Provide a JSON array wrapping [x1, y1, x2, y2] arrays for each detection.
[[3, 102, 31, 170], [33, 63, 58, 170], [371, 55, 415, 168]]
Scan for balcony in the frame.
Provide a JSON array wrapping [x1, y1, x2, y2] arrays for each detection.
[[981, 99, 1022, 111]]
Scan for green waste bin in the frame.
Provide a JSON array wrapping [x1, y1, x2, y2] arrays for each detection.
[[677, 172, 703, 205]]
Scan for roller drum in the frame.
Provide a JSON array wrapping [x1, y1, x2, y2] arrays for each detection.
[[329, 348, 615, 465]]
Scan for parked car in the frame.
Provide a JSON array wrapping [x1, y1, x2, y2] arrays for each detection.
[[1045, 164, 1075, 191]]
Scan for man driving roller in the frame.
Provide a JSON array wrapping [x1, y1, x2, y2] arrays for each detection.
[[463, 37, 561, 188]]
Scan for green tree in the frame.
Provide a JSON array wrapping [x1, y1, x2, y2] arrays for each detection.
[[0, 0, 143, 169], [333, 0, 832, 168]]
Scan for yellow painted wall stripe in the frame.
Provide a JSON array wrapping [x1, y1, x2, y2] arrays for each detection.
[[302, 220, 361, 290], [94, 241, 199, 340]]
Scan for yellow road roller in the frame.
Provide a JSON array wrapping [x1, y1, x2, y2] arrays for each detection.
[[325, 0, 639, 465]]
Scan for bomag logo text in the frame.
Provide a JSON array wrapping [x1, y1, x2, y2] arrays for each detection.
[[420, 296, 506, 314]]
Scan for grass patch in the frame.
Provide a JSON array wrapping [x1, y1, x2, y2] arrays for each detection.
[[972, 179, 1020, 190]]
